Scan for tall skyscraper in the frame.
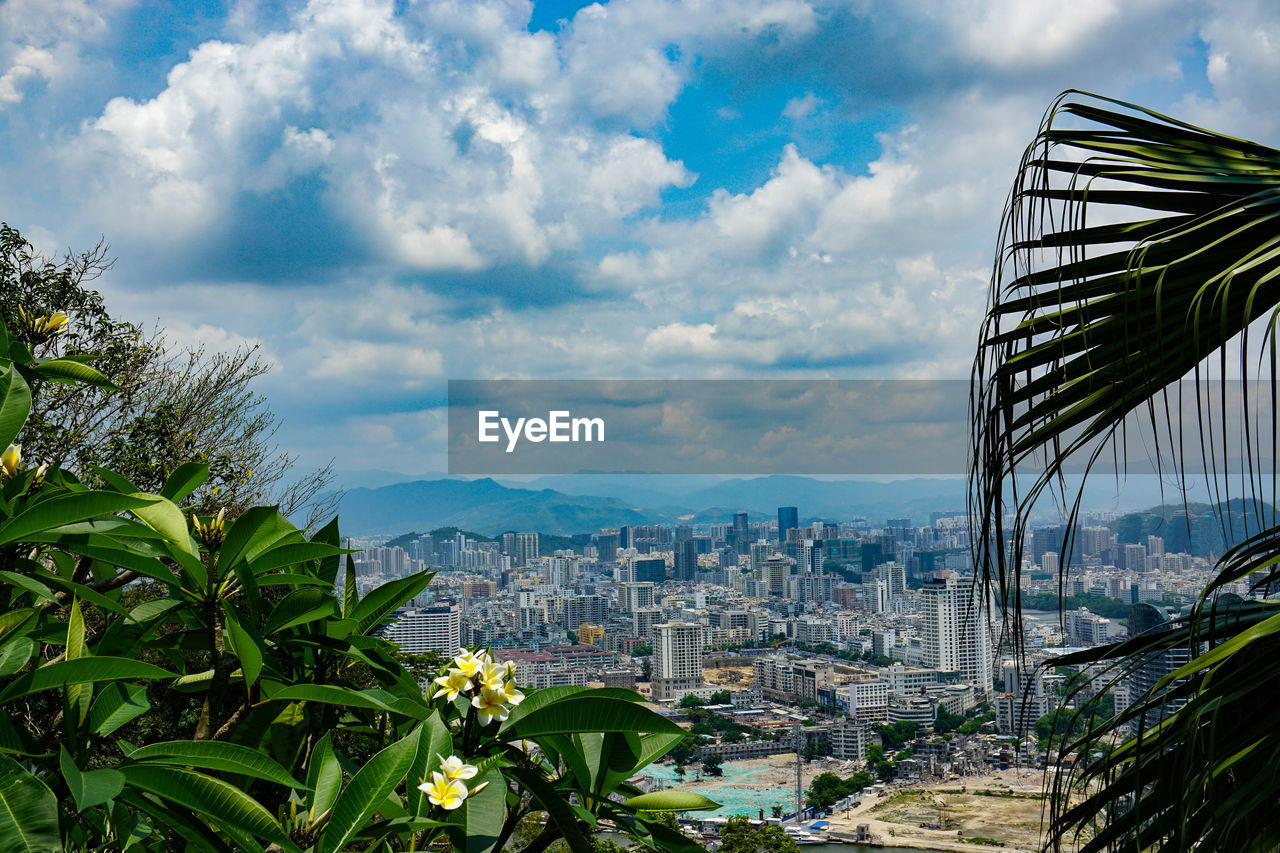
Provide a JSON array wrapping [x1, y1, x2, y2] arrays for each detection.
[[653, 622, 704, 701], [778, 506, 798, 544], [731, 511, 749, 553], [920, 574, 994, 691], [673, 539, 698, 581]]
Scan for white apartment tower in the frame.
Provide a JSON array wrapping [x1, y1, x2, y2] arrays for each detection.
[[383, 604, 461, 655], [920, 574, 994, 693], [652, 622, 704, 701]]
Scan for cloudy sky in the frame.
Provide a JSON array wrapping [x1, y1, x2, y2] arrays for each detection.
[[0, 0, 1275, 481]]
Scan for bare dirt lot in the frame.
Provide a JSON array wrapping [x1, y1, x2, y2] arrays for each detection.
[[824, 768, 1052, 852]]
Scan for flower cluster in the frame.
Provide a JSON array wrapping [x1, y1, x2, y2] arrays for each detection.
[[433, 648, 525, 725], [16, 306, 67, 344], [191, 508, 227, 549], [418, 754, 481, 810]]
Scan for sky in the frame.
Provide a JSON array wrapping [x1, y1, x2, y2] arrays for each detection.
[[0, 0, 1277, 483]]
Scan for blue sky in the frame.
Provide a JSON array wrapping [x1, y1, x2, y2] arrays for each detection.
[[0, 0, 1276, 482]]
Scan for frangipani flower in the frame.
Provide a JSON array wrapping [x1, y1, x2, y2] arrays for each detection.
[[438, 755, 478, 782], [433, 668, 473, 702], [419, 771, 468, 810], [472, 685, 512, 725], [501, 680, 525, 706], [452, 649, 487, 677], [477, 661, 510, 690], [1, 444, 20, 479]]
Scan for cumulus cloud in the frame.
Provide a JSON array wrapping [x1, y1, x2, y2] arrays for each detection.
[[0, 0, 1267, 473]]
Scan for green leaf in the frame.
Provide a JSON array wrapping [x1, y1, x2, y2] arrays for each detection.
[[305, 732, 342, 826], [406, 713, 453, 817], [248, 542, 348, 577], [31, 358, 117, 389], [90, 466, 139, 493], [0, 753, 60, 852], [128, 740, 307, 789], [0, 367, 31, 451], [263, 587, 338, 636], [342, 555, 357, 619], [160, 462, 209, 503], [621, 791, 721, 812], [266, 684, 428, 719], [350, 569, 434, 635], [318, 726, 420, 853], [0, 491, 153, 546], [0, 571, 54, 602], [507, 766, 593, 853], [222, 607, 263, 688], [0, 657, 173, 703], [89, 683, 151, 736], [218, 506, 295, 575], [60, 746, 125, 812], [121, 764, 297, 851], [127, 494, 196, 558], [507, 697, 684, 738], [448, 766, 505, 853], [65, 598, 91, 725], [0, 638, 34, 679]]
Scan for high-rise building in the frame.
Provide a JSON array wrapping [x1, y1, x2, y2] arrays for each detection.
[[619, 582, 656, 612], [778, 507, 798, 544], [796, 539, 824, 575], [383, 604, 461, 654], [673, 539, 698, 581], [920, 574, 994, 691], [633, 557, 667, 585], [562, 595, 607, 630], [653, 622, 704, 701], [731, 511, 749, 553], [510, 532, 539, 567], [596, 531, 621, 563], [759, 555, 789, 598], [749, 541, 772, 574]]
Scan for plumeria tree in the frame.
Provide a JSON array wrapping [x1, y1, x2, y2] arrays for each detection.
[[0, 309, 717, 852]]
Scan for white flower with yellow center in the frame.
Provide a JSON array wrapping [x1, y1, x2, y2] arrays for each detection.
[[419, 771, 468, 810], [453, 649, 486, 677], [438, 755, 478, 782], [433, 668, 473, 702], [502, 681, 526, 706], [471, 685, 511, 725], [477, 661, 510, 690]]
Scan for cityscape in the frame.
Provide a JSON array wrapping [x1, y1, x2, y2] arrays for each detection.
[[347, 490, 1224, 847]]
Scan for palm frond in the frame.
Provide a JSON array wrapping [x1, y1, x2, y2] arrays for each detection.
[[971, 91, 1280, 851]]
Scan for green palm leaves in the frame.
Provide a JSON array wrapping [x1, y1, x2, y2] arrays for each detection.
[[973, 92, 1280, 851]]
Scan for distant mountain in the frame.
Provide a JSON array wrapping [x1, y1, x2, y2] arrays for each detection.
[[1110, 498, 1276, 558], [332, 478, 666, 537]]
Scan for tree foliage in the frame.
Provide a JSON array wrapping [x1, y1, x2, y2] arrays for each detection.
[[0, 224, 335, 527], [0, 311, 715, 852]]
